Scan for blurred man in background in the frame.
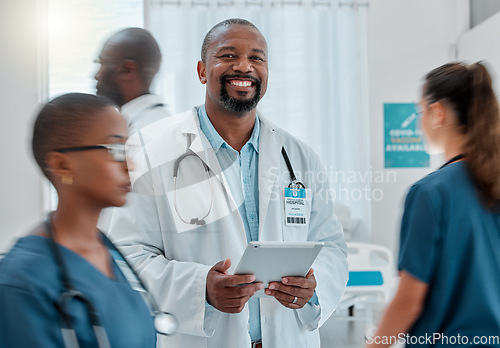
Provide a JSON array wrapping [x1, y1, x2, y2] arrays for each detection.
[[95, 27, 171, 134]]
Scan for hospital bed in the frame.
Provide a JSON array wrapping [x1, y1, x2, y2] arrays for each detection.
[[332, 242, 395, 333]]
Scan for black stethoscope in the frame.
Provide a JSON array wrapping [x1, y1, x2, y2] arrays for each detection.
[[172, 134, 213, 226], [172, 141, 305, 226], [44, 216, 177, 348]]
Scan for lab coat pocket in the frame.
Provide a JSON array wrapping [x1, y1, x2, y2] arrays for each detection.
[[282, 188, 313, 241]]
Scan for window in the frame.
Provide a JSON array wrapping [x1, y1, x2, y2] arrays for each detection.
[[46, 0, 143, 209]]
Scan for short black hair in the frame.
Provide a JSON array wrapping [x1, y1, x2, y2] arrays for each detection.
[[105, 27, 162, 86], [201, 18, 259, 62], [32, 93, 116, 180]]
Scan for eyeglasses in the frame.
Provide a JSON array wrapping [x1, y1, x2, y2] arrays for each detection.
[[53, 143, 128, 162]]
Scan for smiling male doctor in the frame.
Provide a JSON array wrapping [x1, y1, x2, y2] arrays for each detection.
[[104, 18, 348, 348]]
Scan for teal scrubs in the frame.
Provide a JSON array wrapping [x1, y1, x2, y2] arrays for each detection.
[[399, 161, 500, 347], [0, 233, 156, 347]]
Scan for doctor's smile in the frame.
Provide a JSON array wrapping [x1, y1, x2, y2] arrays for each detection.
[[222, 74, 260, 93], [220, 74, 262, 105], [228, 79, 253, 88]]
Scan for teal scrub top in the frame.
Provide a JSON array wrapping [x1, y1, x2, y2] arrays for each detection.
[[399, 161, 500, 347], [0, 233, 156, 347]]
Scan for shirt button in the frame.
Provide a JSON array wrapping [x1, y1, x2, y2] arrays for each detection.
[[250, 213, 256, 219], [243, 178, 248, 184]]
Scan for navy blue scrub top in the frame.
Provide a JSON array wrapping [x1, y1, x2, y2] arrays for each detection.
[[399, 162, 500, 347], [0, 234, 156, 347]]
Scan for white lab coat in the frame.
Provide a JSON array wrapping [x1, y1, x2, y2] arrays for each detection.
[[102, 107, 348, 348], [120, 94, 172, 136]]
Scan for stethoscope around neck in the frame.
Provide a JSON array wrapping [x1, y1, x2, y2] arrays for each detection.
[[172, 135, 304, 226], [44, 216, 178, 348], [172, 134, 214, 226]]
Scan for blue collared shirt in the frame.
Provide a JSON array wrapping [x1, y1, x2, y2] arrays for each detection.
[[198, 106, 262, 341]]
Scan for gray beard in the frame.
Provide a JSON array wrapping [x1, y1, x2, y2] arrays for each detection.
[[219, 77, 261, 113]]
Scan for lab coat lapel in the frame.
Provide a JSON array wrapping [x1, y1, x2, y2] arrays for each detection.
[[181, 108, 241, 217], [258, 117, 283, 236], [180, 108, 222, 178]]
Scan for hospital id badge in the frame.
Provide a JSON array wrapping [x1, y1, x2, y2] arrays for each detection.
[[284, 188, 311, 226]]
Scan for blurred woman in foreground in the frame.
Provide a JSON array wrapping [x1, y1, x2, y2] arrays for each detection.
[[0, 93, 156, 347]]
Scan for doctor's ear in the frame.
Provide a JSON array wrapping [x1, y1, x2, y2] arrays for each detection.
[[197, 61, 207, 84]]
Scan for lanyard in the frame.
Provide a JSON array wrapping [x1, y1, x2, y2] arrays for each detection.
[[439, 154, 464, 169], [281, 147, 305, 189]]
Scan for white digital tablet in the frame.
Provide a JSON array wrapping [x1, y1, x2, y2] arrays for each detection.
[[233, 241, 324, 297]]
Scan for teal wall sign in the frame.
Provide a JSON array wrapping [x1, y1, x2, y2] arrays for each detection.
[[384, 103, 429, 168]]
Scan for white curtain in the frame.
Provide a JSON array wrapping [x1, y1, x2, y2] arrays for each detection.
[[146, 0, 371, 233]]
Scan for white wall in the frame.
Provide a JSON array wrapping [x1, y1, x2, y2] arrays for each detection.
[[470, 0, 500, 27], [367, 0, 470, 254], [0, 1, 46, 252], [458, 11, 500, 93]]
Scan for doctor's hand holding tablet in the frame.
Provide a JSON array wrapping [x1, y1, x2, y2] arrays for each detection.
[[206, 258, 263, 313], [206, 241, 323, 312], [265, 267, 316, 309]]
